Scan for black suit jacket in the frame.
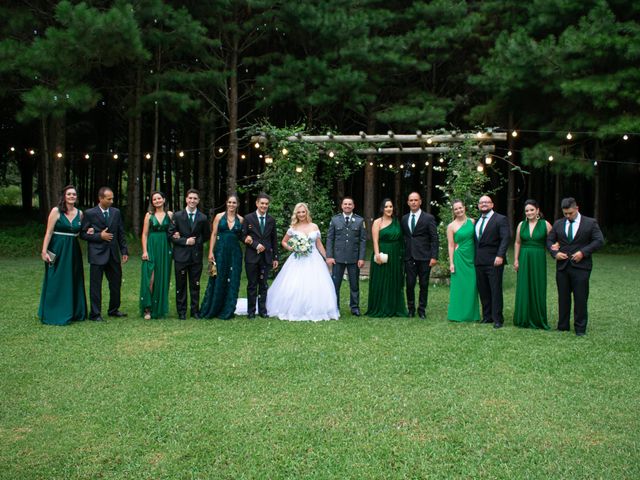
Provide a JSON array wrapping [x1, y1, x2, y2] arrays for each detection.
[[168, 209, 211, 265], [81, 206, 128, 265], [401, 210, 439, 261], [474, 212, 510, 266], [547, 215, 604, 271], [242, 211, 278, 264]]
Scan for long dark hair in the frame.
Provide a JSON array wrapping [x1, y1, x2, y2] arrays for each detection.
[[523, 199, 544, 219], [57, 185, 77, 213], [378, 198, 394, 217], [148, 191, 167, 214]]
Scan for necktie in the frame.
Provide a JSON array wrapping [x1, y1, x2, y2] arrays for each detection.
[[103, 210, 109, 222], [567, 220, 574, 242], [189, 212, 194, 226], [260, 216, 265, 233], [479, 215, 487, 237], [410, 214, 416, 233], [345, 216, 350, 226]]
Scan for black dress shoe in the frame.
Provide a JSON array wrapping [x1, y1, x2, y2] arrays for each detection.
[[576, 332, 586, 337], [191, 313, 201, 320], [494, 322, 503, 329], [418, 312, 426, 319], [108, 311, 128, 318], [259, 313, 269, 318], [178, 313, 186, 320], [91, 316, 104, 322], [351, 308, 361, 316], [480, 319, 492, 324], [247, 313, 256, 319]]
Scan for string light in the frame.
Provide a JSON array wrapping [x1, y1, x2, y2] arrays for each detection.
[[84, 154, 90, 160], [264, 155, 273, 164], [388, 164, 393, 169], [593, 161, 598, 166], [425, 161, 429, 166], [369, 162, 373, 166], [254, 142, 260, 149], [426, 138, 433, 144], [399, 164, 404, 169], [511, 130, 518, 137], [485, 155, 493, 165], [178, 151, 185, 157], [218, 147, 224, 153], [29, 150, 35, 155], [623, 134, 629, 140], [56, 152, 63, 158], [240, 154, 246, 159], [548, 155, 553, 162], [566, 132, 573, 140], [145, 153, 151, 159], [477, 164, 484, 172], [411, 163, 415, 168], [328, 150, 335, 158], [507, 151, 513, 157], [113, 154, 119, 160], [439, 157, 444, 163], [282, 148, 288, 155], [295, 165, 302, 173], [10, 147, 15, 152]]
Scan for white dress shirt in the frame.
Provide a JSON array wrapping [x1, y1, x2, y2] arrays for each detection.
[[475, 210, 494, 238]]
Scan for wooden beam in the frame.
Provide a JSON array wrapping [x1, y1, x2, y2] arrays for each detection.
[[251, 132, 507, 144], [355, 145, 496, 155]]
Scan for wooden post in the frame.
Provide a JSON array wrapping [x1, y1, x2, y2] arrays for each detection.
[[425, 155, 433, 214]]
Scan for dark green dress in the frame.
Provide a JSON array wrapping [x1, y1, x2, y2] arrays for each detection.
[[201, 215, 243, 319], [139, 214, 172, 318], [514, 220, 549, 329], [366, 219, 408, 317], [447, 219, 480, 322], [38, 210, 87, 325]]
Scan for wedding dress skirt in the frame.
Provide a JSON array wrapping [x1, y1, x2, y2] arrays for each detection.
[[267, 230, 339, 321]]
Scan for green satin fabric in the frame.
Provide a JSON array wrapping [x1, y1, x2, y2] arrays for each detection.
[[139, 214, 172, 318], [447, 219, 480, 322]]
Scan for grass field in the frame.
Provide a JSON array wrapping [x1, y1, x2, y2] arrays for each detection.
[[1, 253, 639, 479]]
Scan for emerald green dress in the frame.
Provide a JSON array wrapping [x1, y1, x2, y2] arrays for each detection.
[[514, 220, 549, 329], [38, 210, 87, 325], [447, 219, 480, 322], [201, 215, 243, 319], [366, 219, 408, 317], [139, 214, 172, 318]]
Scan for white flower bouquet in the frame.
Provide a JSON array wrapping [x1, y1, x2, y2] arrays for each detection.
[[287, 233, 313, 258]]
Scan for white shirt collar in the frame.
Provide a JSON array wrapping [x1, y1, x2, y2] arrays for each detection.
[[186, 208, 197, 215]]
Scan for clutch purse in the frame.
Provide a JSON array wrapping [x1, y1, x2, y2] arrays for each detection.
[[46, 250, 57, 264], [378, 252, 389, 264], [208, 261, 217, 277]]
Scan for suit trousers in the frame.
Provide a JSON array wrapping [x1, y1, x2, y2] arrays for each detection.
[[175, 261, 203, 315], [476, 264, 505, 325], [246, 261, 271, 315], [405, 259, 431, 315], [331, 262, 360, 310], [89, 259, 122, 318], [556, 266, 591, 334]]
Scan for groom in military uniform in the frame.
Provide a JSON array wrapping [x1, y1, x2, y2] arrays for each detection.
[[326, 197, 367, 316]]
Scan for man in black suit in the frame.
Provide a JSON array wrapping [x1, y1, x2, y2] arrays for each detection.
[[547, 197, 604, 336], [168, 189, 211, 320], [400, 192, 439, 319], [474, 195, 510, 328], [242, 193, 279, 318], [81, 186, 129, 321]]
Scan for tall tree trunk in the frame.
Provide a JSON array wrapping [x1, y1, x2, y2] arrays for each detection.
[[363, 114, 376, 232], [394, 154, 402, 212], [49, 115, 66, 210], [198, 120, 207, 194], [151, 46, 161, 192], [593, 141, 600, 222], [19, 152, 35, 212], [227, 40, 239, 195], [554, 171, 561, 220], [207, 132, 216, 212], [127, 68, 143, 235]]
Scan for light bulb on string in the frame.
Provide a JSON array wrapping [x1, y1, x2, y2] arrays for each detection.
[[218, 147, 224, 153], [485, 155, 493, 165], [240, 154, 246, 160], [254, 142, 260, 149], [426, 138, 433, 144], [10, 147, 15, 152], [477, 164, 484, 172], [566, 132, 573, 140], [623, 134, 629, 140], [282, 148, 288, 155], [548, 155, 554, 162], [113, 154, 119, 160], [328, 150, 335, 158], [411, 163, 415, 168], [178, 151, 185, 158], [593, 161, 598, 166], [56, 152, 63, 158], [295, 165, 302, 173], [439, 157, 444, 163], [29, 149, 35, 155], [507, 151, 513, 157], [511, 130, 518, 137], [145, 153, 151, 159], [84, 154, 90, 160], [264, 155, 273, 164], [425, 161, 429, 166]]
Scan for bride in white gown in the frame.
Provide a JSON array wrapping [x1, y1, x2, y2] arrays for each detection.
[[267, 203, 339, 321]]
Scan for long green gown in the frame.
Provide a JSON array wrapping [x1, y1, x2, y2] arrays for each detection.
[[38, 210, 87, 325], [139, 214, 172, 318], [447, 219, 481, 322], [366, 219, 408, 317], [201, 215, 243, 319], [513, 220, 549, 329]]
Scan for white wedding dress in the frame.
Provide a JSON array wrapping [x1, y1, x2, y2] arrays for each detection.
[[267, 229, 339, 321]]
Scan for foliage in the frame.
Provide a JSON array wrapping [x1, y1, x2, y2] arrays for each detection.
[[1, 254, 640, 478], [249, 123, 364, 236]]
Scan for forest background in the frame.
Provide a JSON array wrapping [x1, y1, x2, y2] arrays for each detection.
[[0, 0, 639, 243]]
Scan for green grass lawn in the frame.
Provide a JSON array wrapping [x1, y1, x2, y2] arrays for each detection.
[[1, 253, 639, 479]]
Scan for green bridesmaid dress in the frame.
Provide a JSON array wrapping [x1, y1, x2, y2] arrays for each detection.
[[447, 219, 481, 322], [201, 215, 243, 319], [514, 220, 549, 329], [38, 210, 87, 325], [140, 214, 172, 318], [366, 218, 408, 317]]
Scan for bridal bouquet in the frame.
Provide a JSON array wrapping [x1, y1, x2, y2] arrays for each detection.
[[287, 233, 313, 258]]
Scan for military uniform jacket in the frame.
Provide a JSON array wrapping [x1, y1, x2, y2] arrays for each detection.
[[326, 213, 367, 264]]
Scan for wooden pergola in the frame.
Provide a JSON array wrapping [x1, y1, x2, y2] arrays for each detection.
[[251, 130, 509, 228]]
